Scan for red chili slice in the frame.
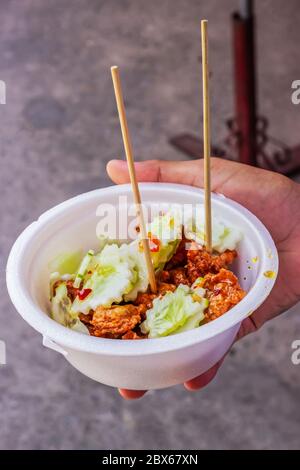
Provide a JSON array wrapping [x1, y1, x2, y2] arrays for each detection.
[[139, 232, 161, 253], [149, 237, 160, 252], [77, 288, 92, 301]]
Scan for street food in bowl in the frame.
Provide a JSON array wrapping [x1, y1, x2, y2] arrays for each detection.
[[49, 209, 246, 339], [6, 184, 278, 389]]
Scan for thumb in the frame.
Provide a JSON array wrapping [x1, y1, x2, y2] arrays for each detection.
[[106, 158, 249, 196], [107, 159, 203, 186]]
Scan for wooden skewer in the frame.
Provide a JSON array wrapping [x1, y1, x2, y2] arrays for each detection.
[[111, 66, 157, 293], [201, 20, 212, 253]]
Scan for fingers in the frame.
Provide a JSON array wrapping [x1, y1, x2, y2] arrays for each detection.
[[107, 157, 275, 198], [107, 158, 285, 239], [184, 357, 225, 391], [106, 157, 250, 193], [236, 316, 259, 340], [107, 160, 159, 185], [118, 388, 147, 400], [107, 159, 204, 186]]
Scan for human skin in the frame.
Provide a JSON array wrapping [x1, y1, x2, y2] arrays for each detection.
[[107, 158, 300, 399]]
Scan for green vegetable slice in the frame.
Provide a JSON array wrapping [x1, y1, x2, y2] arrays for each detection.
[[73, 249, 94, 288], [184, 206, 242, 252], [48, 251, 82, 276], [71, 244, 137, 314], [140, 284, 207, 338]]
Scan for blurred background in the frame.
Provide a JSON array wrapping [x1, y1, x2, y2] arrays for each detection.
[[1, 0, 300, 450]]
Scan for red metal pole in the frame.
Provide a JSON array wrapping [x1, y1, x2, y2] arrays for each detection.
[[232, 8, 257, 165]]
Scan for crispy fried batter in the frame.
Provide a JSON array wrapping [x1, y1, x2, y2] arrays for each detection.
[[212, 250, 237, 271], [83, 304, 143, 339], [168, 267, 190, 286], [133, 282, 176, 311], [198, 268, 246, 321], [122, 330, 145, 340], [79, 311, 94, 325], [79, 304, 147, 339], [158, 282, 176, 295], [133, 292, 156, 309], [85, 324, 117, 339], [187, 242, 237, 283]]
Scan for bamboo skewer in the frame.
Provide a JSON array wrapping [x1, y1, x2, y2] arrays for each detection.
[[111, 65, 157, 293], [201, 20, 212, 253]]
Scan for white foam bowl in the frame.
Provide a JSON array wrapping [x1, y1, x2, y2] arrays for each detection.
[[6, 183, 278, 389]]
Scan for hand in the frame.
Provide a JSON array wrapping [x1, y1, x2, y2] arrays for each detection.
[[107, 158, 300, 399]]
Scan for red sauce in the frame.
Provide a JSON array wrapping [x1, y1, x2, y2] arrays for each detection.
[[78, 288, 92, 301], [148, 232, 160, 252]]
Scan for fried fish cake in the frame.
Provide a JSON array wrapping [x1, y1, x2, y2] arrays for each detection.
[[187, 242, 237, 283], [197, 268, 246, 321], [88, 304, 143, 338]]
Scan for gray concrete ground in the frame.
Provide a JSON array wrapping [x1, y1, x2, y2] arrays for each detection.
[[1, 0, 300, 449]]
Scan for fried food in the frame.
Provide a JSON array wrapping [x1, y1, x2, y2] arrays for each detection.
[[80, 304, 143, 339], [134, 282, 176, 311], [50, 210, 246, 339], [197, 268, 246, 321], [122, 330, 145, 340], [79, 311, 93, 325], [157, 282, 176, 295], [187, 242, 237, 283], [76, 250, 243, 336], [133, 292, 156, 309], [168, 267, 190, 286]]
